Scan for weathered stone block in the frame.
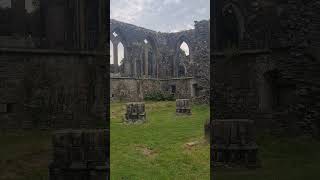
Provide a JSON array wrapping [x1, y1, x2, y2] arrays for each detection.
[[49, 129, 109, 180], [124, 102, 146, 124], [211, 119, 259, 168], [176, 99, 191, 115]]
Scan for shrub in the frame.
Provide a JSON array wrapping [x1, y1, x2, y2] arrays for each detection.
[[144, 91, 175, 101]]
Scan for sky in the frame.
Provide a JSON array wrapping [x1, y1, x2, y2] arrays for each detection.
[[110, 0, 209, 64], [110, 0, 210, 33]]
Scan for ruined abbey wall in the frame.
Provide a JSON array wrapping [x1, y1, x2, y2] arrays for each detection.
[[212, 0, 320, 137], [111, 77, 195, 102], [0, 48, 107, 130], [110, 19, 210, 103], [0, 0, 108, 130]]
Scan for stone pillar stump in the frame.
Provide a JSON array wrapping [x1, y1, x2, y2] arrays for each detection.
[[211, 119, 259, 168], [124, 102, 146, 124], [176, 99, 191, 115], [49, 129, 109, 180]]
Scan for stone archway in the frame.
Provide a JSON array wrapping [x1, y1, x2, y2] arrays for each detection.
[[221, 3, 245, 49], [110, 27, 128, 74], [141, 35, 159, 78], [174, 36, 192, 77]]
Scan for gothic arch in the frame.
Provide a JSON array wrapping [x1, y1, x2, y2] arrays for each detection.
[[221, 3, 245, 48], [141, 35, 159, 78], [110, 27, 128, 73], [173, 35, 192, 77]]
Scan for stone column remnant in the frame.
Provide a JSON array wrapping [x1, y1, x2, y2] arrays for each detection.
[[124, 102, 146, 124], [49, 129, 109, 180], [211, 119, 259, 168], [176, 99, 191, 115]]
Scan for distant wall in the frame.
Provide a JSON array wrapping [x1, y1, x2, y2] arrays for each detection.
[[110, 77, 196, 102]]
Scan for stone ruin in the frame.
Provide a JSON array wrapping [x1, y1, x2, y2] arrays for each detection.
[[0, 0, 108, 131], [211, 119, 259, 168], [110, 19, 210, 103], [211, 0, 320, 138], [123, 102, 146, 124], [49, 129, 109, 180], [176, 99, 192, 115]]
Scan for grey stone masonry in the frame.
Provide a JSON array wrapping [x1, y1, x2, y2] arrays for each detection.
[[212, 119, 259, 168], [124, 102, 146, 124], [49, 129, 109, 180], [176, 99, 191, 115]]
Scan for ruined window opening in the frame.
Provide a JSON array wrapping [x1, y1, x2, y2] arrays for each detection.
[[148, 50, 154, 76], [136, 60, 142, 77], [192, 84, 199, 97], [171, 85, 176, 94], [110, 40, 114, 64], [222, 7, 240, 49], [118, 42, 124, 66], [113, 32, 118, 37], [143, 38, 156, 78], [178, 64, 186, 77], [180, 41, 190, 56]]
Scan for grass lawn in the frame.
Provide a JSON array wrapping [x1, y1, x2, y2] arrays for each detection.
[[1, 101, 320, 180], [110, 101, 210, 180], [0, 130, 51, 180], [215, 135, 320, 180]]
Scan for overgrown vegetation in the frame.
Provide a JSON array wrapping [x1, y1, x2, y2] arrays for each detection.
[[144, 91, 175, 101]]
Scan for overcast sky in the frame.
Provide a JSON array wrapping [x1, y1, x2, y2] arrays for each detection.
[[111, 0, 210, 32]]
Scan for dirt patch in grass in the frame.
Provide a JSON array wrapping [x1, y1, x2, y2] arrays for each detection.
[[135, 145, 158, 158], [184, 138, 208, 150]]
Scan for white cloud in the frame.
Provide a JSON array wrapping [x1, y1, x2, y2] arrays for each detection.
[[163, 0, 181, 5], [196, 7, 206, 15], [111, 0, 209, 32], [111, 0, 152, 23]]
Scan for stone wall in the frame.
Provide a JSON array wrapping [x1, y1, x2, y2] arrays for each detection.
[[212, 0, 320, 137], [0, 48, 107, 130], [110, 77, 195, 102]]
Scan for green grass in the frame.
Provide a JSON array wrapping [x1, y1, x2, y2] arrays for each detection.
[[215, 135, 320, 180], [1, 101, 320, 180], [110, 101, 210, 180], [0, 130, 51, 180]]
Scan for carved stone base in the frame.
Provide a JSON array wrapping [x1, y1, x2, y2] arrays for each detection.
[[124, 102, 146, 124], [49, 129, 109, 180], [176, 99, 191, 115], [211, 119, 259, 168]]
